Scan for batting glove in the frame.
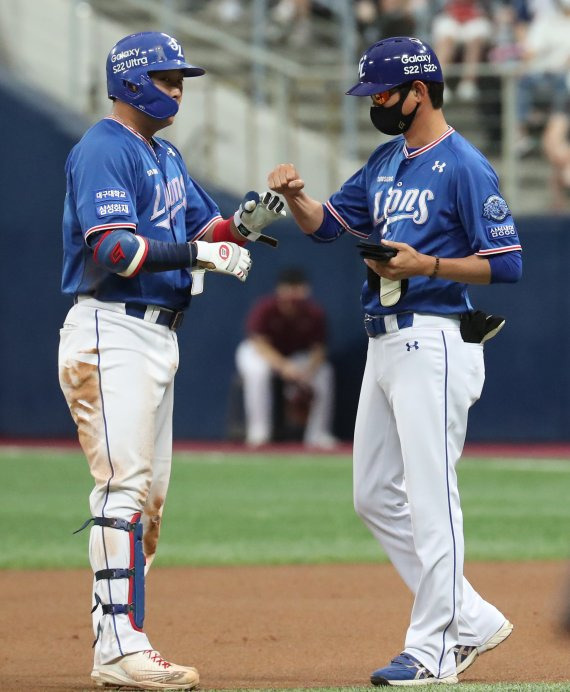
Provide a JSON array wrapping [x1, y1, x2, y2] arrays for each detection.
[[194, 241, 252, 282], [233, 191, 286, 246]]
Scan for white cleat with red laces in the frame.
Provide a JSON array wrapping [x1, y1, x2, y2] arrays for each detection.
[[92, 649, 199, 689]]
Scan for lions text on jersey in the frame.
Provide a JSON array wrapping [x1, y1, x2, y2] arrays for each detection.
[[323, 127, 521, 316]]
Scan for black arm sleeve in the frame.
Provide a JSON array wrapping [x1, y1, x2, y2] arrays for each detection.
[[143, 238, 198, 272]]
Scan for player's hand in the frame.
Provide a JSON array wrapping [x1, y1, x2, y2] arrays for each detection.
[[233, 191, 286, 243], [267, 163, 305, 198], [279, 360, 308, 384], [364, 240, 431, 280], [193, 240, 252, 282]]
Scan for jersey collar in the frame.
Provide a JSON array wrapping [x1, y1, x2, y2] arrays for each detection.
[[402, 126, 454, 159], [105, 115, 157, 157]]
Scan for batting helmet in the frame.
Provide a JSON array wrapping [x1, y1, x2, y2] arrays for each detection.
[[106, 31, 205, 119], [346, 36, 443, 97]]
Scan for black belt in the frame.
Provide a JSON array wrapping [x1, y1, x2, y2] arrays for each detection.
[[124, 303, 184, 331], [73, 296, 184, 331]]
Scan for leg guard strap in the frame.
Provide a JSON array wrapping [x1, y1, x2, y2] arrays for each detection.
[[102, 603, 134, 616], [73, 516, 138, 534], [95, 568, 134, 581]]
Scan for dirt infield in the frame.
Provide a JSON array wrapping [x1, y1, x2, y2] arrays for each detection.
[[1, 561, 568, 690]]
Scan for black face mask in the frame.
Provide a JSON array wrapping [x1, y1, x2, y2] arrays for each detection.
[[369, 84, 419, 136]]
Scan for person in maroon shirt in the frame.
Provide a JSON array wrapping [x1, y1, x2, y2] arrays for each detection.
[[236, 267, 337, 448]]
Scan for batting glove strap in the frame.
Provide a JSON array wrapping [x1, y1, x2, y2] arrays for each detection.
[[233, 190, 286, 242], [193, 240, 252, 282]]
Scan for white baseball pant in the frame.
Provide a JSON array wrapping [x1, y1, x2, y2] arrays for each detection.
[[353, 314, 506, 678], [59, 298, 178, 665]]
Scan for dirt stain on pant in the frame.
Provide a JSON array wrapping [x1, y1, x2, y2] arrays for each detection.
[[59, 356, 108, 486], [143, 496, 164, 565]]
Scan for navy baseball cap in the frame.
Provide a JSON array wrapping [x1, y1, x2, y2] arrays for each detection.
[[347, 36, 443, 97]]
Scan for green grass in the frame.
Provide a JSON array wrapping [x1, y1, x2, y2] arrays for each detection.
[[1, 449, 569, 569]]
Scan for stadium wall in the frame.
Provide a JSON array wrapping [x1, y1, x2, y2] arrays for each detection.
[[0, 77, 567, 442]]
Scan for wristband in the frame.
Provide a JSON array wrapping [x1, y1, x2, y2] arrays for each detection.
[[212, 218, 246, 246], [429, 255, 440, 280]]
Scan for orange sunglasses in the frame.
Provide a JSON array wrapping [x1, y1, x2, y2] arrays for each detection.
[[370, 86, 404, 106]]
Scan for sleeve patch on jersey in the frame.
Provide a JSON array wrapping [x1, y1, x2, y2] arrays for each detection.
[[94, 188, 130, 202], [96, 201, 132, 218], [482, 195, 510, 222], [487, 224, 517, 241]]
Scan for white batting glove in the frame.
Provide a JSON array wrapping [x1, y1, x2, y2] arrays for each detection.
[[193, 240, 252, 282], [233, 191, 286, 243]]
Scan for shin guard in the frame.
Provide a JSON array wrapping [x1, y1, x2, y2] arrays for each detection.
[[90, 512, 146, 632], [128, 513, 145, 631]]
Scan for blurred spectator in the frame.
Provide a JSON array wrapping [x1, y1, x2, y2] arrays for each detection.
[[431, 0, 493, 102], [515, 0, 570, 157], [487, 2, 524, 65], [410, 0, 435, 40], [355, 0, 418, 47], [235, 267, 337, 449], [217, 0, 243, 24], [542, 110, 570, 209], [269, 0, 313, 47]]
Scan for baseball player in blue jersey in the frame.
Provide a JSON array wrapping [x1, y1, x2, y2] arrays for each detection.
[[58, 31, 284, 690], [269, 36, 520, 686]]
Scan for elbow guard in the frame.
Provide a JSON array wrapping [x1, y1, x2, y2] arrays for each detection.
[[93, 230, 148, 277]]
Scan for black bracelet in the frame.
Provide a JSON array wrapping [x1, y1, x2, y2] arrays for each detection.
[[429, 255, 440, 280]]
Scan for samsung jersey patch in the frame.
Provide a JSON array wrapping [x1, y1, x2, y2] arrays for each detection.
[[96, 201, 131, 218], [487, 224, 517, 241]]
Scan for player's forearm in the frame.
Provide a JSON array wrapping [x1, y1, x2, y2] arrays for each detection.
[[306, 344, 326, 375], [91, 230, 196, 276], [203, 219, 245, 244], [423, 254, 491, 284], [251, 336, 289, 373], [281, 191, 324, 234]]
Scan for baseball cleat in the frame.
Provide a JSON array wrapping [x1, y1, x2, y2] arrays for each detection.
[[370, 653, 458, 686], [454, 619, 513, 675], [92, 649, 199, 689]]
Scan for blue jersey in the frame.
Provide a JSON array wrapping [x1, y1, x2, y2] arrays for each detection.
[[324, 127, 521, 316], [62, 116, 222, 310]]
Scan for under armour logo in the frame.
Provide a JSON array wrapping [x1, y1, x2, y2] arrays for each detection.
[[432, 161, 446, 173], [406, 341, 419, 351]]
